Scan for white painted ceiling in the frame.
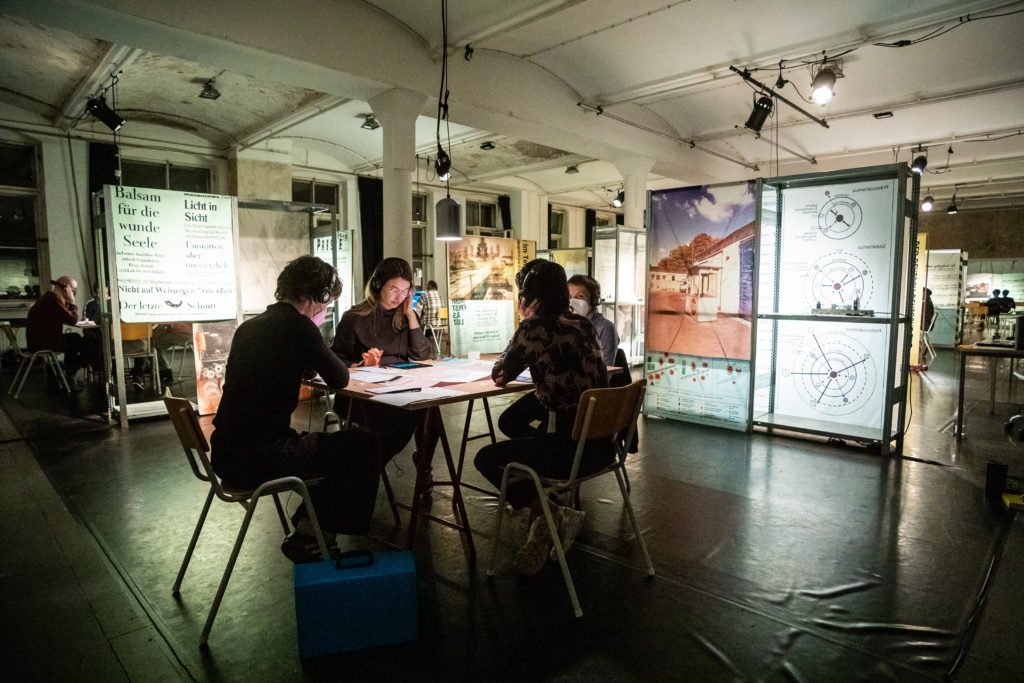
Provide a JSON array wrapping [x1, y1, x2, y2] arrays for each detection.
[[2, 0, 1024, 212]]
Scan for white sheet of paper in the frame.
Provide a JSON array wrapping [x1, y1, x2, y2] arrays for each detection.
[[369, 387, 466, 406]]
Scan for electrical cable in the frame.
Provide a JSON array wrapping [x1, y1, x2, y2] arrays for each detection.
[[65, 132, 96, 299], [874, 7, 1024, 47]]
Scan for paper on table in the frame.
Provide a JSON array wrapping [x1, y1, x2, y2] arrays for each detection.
[[370, 386, 466, 406], [366, 376, 438, 393], [350, 367, 402, 383]]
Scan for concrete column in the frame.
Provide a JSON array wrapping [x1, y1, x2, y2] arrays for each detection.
[[614, 157, 654, 229], [369, 88, 428, 263]]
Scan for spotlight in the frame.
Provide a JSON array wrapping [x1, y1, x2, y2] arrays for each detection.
[[434, 145, 451, 181], [911, 155, 927, 175], [873, 111, 893, 119], [612, 190, 624, 208], [199, 79, 221, 100], [810, 68, 836, 104], [361, 114, 380, 130], [921, 195, 934, 212], [947, 198, 958, 214], [744, 94, 773, 133], [565, 164, 579, 174], [479, 141, 495, 150], [86, 96, 125, 132], [435, 197, 461, 240]]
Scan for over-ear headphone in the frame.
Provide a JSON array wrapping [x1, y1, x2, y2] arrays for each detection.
[[516, 261, 541, 301], [315, 263, 337, 304]]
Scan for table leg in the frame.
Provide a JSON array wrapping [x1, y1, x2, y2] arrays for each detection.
[[437, 420, 476, 560], [405, 409, 441, 548], [990, 357, 997, 414], [956, 350, 967, 440]]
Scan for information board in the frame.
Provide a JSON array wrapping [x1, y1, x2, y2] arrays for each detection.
[[106, 185, 237, 322]]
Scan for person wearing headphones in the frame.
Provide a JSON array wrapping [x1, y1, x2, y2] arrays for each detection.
[[474, 259, 611, 574], [210, 255, 380, 563], [26, 275, 91, 389], [568, 273, 619, 367], [331, 257, 432, 463]]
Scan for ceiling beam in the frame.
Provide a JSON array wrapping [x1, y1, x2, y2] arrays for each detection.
[[56, 44, 142, 131]]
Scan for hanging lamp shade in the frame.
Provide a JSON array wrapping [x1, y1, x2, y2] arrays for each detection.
[[435, 197, 462, 241]]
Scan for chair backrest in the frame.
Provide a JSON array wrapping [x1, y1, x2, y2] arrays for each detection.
[[121, 322, 153, 342], [571, 379, 647, 442], [164, 394, 215, 485]]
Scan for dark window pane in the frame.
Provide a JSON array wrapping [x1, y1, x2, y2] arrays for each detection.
[[169, 165, 211, 193], [0, 195, 37, 246], [0, 143, 36, 188], [314, 183, 338, 208], [121, 160, 166, 190], [292, 179, 313, 203]]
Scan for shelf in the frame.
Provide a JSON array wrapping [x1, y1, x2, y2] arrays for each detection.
[[753, 411, 892, 444], [757, 313, 894, 324]]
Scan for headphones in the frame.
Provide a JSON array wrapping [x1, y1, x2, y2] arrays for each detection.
[[516, 261, 543, 301], [369, 258, 408, 294], [315, 264, 338, 304]]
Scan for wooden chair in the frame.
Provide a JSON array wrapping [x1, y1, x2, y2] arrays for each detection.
[[2, 323, 70, 398], [487, 379, 654, 617], [163, 394, 330, 647]]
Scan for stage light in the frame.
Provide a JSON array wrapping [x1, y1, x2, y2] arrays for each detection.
[[921, 195, 934, 211], [86, 96, 125, 132], [435, 197, 461, 240], [479, 141, 495, 150], [947, 196, 958, 214], [361, 114, 380, 130], [565, 164, 579, 174], [612, 190, 624, 208], [811, 67, 836, 104], [744, 94, 773, 133], [434, 145, 451, 181], [911, 155, 928, 175], [199, 79, 221, 100]]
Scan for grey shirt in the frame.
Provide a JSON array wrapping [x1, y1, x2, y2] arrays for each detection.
[[588, 308, 620, 367]]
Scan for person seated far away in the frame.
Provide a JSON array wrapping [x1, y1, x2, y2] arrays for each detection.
[[474, 259, 611, 575], [26, 276, 90, 390], [414, 279, 445, 356], [986, 289, 1003, 317], [999, 289, 1015, 314], [331, 257, 432, 467], [567, 273, 619, 367], [210, 255, 380, 563]]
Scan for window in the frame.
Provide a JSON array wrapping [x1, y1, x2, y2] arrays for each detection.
[[0, 142, 42, 301], [465, 199, 499, 236], [549, 208, 566, 248], [121, 160, 211, 192]]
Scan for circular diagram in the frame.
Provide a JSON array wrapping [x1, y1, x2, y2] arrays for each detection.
[[817, 195, 863, 239], [806, 251, 874, 309], [784, 333, 877, 416]]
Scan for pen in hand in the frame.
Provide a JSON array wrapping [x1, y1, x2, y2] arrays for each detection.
[[383, 387, 421, 394]]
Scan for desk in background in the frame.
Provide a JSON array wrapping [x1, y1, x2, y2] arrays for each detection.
[[955, 343, 1024, 440]]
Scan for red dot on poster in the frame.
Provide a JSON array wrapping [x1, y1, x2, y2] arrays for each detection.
[[669, 370, 674, 374], [669, 358, 675, 363], [701, 375, 705, 380], [648, 374, 654, 380]]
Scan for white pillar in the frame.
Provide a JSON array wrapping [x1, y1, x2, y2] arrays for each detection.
[[614, 157, 654, 229], [369, 88, 428, 263]]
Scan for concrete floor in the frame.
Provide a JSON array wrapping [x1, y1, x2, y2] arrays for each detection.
[[1, 347, 1022, 682]]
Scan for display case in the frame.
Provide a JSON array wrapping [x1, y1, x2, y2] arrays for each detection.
[[593, 226, 646, 363], [537, 247, 589, 278], [925, 249, 966, 347], [751, 164, 918, 455]]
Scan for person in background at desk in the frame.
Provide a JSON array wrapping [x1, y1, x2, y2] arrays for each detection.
[[475, 259, 610, 574], [210, 256, 380, 563], [414, 279, 444, 357], [26, 276, 89, 390], [568, 274, 619, 367], [331, 257, 431, 464], [999, 289, 1015, 314]]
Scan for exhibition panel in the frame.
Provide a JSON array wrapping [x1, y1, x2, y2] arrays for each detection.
[[751, 164, 918, 454]]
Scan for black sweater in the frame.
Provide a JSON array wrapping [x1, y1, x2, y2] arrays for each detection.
[[212, 302, 349, 449]]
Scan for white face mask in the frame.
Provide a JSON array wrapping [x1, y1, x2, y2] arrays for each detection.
[[569, 298, 590, 317]]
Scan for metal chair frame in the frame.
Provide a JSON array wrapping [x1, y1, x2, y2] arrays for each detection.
[[2, 323, 70, 398], [487, 379, 654, 617], [163, 395, 329, 647]]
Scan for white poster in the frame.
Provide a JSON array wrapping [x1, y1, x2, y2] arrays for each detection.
[[646, 353, 750, 426], [773, 320, 888, 430], [108, 185, 236, 322], [777, 180, 897, 314], [449, 299, 515, 357], [926, 250, 963, 307], [314, 229, 354, 311]]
